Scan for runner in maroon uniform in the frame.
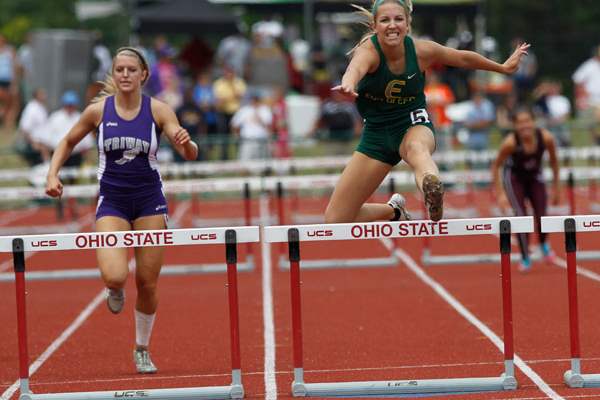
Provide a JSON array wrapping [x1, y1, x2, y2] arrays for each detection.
[[491, 106, 560, 272]]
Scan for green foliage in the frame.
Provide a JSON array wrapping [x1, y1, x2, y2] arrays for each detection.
[[0, 0, 79, 45], [0, 16, 32, 43], [486, 0, 600, 92]]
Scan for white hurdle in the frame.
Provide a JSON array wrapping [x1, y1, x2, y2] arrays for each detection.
[[421, 169, 581, 266], [6, 146, 600, 184], [542, 215, 600, 388], [4, 226, 260, 400], [264, 217, 533, 397]]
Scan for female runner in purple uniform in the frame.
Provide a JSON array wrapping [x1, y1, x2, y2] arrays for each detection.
[[45, 47, 198, 373], [491, 106, 560, 272]]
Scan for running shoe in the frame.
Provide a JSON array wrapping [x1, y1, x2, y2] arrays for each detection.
[[541, 242, 558, 265], [106, 288, 125, 314], [422, 174, 444, 222], [518, 257, 532, 273], [133, 348, 158, 374], [387, 193, 411, 221]]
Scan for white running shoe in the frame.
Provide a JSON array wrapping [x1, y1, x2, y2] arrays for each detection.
[[133, 348, 158, 374], [387, 193, 411, 221], [106, 288, 125, 314]]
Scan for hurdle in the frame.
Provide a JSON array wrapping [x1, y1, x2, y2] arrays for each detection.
[[422, 168, 582, 266], [4, 226, 259, 399], [264, 216, 533, 397], [271, 175, 402, 270], [269, 171, 491, 270], [191, 182, 257, 270], [541, 215, 600, 388], [7, 146, 600, 185], [0, 178, 259, 272]]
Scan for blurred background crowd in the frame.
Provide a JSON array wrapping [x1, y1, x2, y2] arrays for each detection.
[[0, 0, 599, 170]]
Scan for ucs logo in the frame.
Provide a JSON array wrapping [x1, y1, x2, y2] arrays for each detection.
[[114, 390, 149, 398], [31, 240, 57, 248], [191, 233, 217, 241], [307, 230, 333, 237], [466, 224, 492, 231], [583, 221, 600, 228]]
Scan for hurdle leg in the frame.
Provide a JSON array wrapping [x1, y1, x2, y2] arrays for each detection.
[[499, 221, 516, 383], [225, 230, 244, 398], [13, 238, 32, 396], [563, 218, 584, 387], [191, 192, 200, 216], [243, 183, 254, 268], [287, 229, 306, 396], [588, 156, 597, 202], [567, 171, 576, 215], [277, 182, 286, 263], [55, 198, 64, 222]]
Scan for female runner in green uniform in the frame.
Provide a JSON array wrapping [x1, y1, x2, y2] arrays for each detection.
[[326, 0, 530, 222]]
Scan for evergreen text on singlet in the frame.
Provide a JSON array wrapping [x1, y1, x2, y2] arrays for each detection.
[[356, 35, 427, 128]]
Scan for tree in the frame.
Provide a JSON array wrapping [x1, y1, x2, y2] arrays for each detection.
[[0, 0, 79, 44], [486, 0, 600, 89]]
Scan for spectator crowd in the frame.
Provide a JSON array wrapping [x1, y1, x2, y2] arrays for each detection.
[[1, 22, 599, 167]]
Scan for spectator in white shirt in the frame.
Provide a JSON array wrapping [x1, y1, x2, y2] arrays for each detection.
[[42, 90, 94, 167], [572, 44, 600, 144], [544, 80, 572, 147], [42, 90, 93, 220], [231, 93, 273, 160], [464, 89, 496, 151], [16, 88, 47, 165]]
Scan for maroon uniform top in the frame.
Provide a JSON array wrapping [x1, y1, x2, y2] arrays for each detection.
[[506, 128, 545, 179]]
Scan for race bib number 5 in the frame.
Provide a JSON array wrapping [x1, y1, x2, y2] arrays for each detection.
[[410, 108, 430, 125]]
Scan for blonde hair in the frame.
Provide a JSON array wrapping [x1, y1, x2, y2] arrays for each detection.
[[348, 0, 413, 56], [92, 47, 151, 103]]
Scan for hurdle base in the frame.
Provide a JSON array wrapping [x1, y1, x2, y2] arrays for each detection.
[[279, 254, 398, 270], [291, 375, 517, 397], [564, 370, 600, 388], [422, 252, 541, 266], [19, 384, 244, 400]]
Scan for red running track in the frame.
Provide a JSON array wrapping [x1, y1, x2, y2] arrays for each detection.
[[1, 191, 600, 399]]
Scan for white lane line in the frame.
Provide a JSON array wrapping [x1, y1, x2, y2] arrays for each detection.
[[1, 289, 106, 400], [260, 193, 277, 399], [0, 250, 33, 273], [382, 239, 565, 400], [168, 200, 190, 228], [0, 208, 39, 227], [554, 257, 600, 283]]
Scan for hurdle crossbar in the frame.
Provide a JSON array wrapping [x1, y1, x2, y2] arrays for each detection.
[[264, 217, 533, 397], [542, 215, 600, 388], [6, 226, 259, 400], [7, 147, 600, 184], [5, 165, 600, 201]]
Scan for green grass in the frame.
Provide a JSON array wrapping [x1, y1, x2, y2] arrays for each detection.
[[0, 126, 28, 170]]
